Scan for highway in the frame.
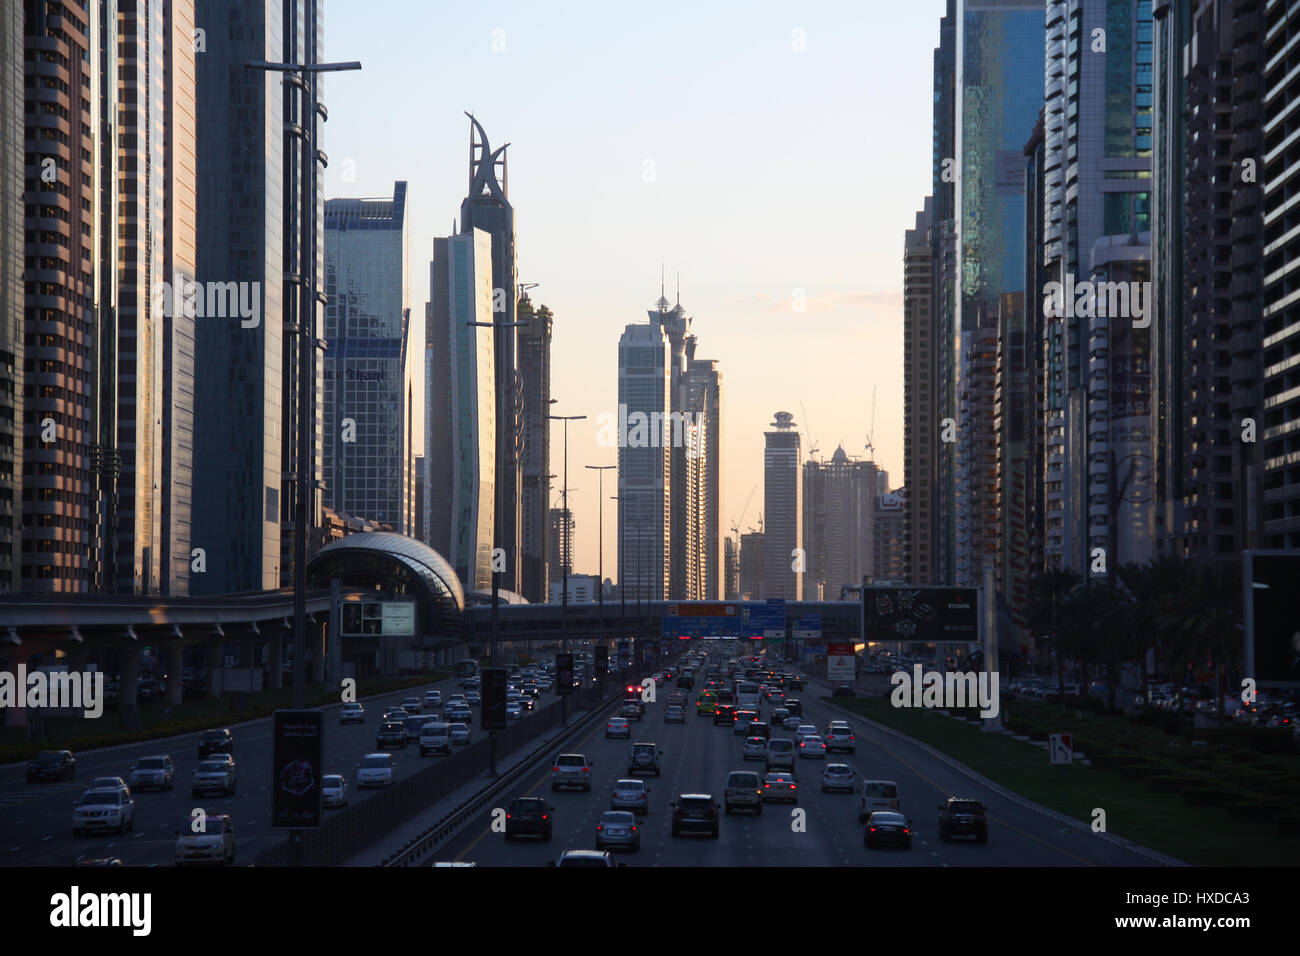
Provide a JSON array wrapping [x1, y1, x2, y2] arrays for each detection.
[[0, 675, 515, 867], [430, 673, 1160, 867]]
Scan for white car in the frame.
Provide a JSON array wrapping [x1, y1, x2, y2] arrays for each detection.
[[821, 763, 855, 792], [339, 702, 365, 724], [507, 702, 524, 721], [794, 725, 819, 744], [191, 760, 237, 797], [356, 753, 395, 788], [664, 705, 686, 724], [322, 774, 349, 808], [798, 735, 827, 759], [448, 722, 471, 745], [400, 697, 422, 714], [423, 690, 443, 708], [742, 736, 769, 761], [175, 812, 235, 866], [73, 788, 135, 835], [782, 715, 803, 730], [606, 717, 632, 738]]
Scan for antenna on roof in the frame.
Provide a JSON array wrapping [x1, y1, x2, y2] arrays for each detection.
[[676, 271, 680, 308]]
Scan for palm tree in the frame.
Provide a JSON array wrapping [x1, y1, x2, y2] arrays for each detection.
[[1156, 558, 1243, 721], [1114, 556, 1185, 706], [1026, 568, 1082, 695]]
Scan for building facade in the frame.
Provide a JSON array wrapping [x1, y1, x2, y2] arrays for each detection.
[[1, 2, 23, 591], [617, 318, 671, 602], [518, 295, 552, 603], [804, 445, 880, 601], [903, 197, 935, 586], [763, 411, 802, 600]]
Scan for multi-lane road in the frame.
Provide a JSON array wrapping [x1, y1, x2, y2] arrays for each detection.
[[432, 673, 1164, 867], [0, 675, 505, 867]]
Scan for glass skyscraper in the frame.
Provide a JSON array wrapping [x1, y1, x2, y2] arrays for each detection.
[[323, 182, 413, 535]]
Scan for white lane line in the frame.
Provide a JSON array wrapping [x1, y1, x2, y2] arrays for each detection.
[[41, 835, 52, 841]]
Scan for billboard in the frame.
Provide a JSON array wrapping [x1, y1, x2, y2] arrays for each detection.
[[827, 642, 855, 682], [1245, 551, 1300, 687], [863, 587, 978, 643], [272, 710, 322, 829], [341, 599, 416, 637], [481, 667, 508, 730]]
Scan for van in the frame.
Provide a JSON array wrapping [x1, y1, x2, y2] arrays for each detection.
[[419, 722, 452, 757], [765, 738, 795, 771], [724, 770, 763, 815], [858, 780, 901, 822]]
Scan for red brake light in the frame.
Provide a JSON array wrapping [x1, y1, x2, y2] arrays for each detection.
[[506, 813, 512, 819], [903, 828, 910, 834], [552, 766, 559, 772], [597, 825, 603, 831], [764, 784, 770, 788], [542, 815, 548, 820], [631, 826, 637, 832], [869, 827, 877, 832]]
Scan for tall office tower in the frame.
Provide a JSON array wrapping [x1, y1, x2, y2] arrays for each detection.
[[22, 0, 118, 592], [459, 115, 521, 594], [617, 318, 671, 602], [994, 291, 1033, 629], [931, 0, 958, 585], [873, 488, 907, 583], [548, 507, 573, 580], [426, 230, 496, 591], [1023, 111, 1047, 582], [413, 455, 425, 542], [1164, 0, 1264, 556], [1262, 1, 1300, 548], [903, 198, 935, 585], [0, 3, 23, 591], [804, 446, 880, 601], [951, 0, 1042, 588], [323, 182, 414, 533], [518, 294, 552, 603], [739, 531, 764, 600], [113, 0, 198, 595], [724, 536, 740, 600], [684, 357, 724, 598], [193, 0, 326, 593], [763, 411, 802, 601], [1041, 0, 1154, 575]]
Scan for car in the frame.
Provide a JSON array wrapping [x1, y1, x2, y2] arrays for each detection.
[[606, 717, 632, 738], [376, 721, 407, 749], [322, 774, 349, 808], [445, 703, 472, 725], [505, 796, 554, 841], [402, 715, 431, 742], [460, 676, 481, 690], [865, 811, 913, 849], [724, 770, 763, 815], [197, 729, 233, 759], [696, 691, 718, 716], [799, 735, 828, 759], [86, 776, 129, 795], [667, 691, 687, 707], [400, 697, 423, 714], [203, 753, 236, 772], [859, 780, 902, 821], [448, 722, 471, 746], [27, 749, 77, 783], [382, 707, 410, 722], [676, 675, 694, 689], [627, 742, 663, 776], [733, 710, 759, 734], [782, 714, 803, 730], [610, 778, 650, 814], [191, 760, 236, 797], [356, 753, 396, 788], [552, 753, 594, 791], [770, 707, 791, 728], [670, 794, 720, 837], [549, 849, 624, 868], [664, 704, 686, 723], [72, 788, 135, 835], [506, 701, 524, 721], [742, 736, 769, 761], [762, 772, 798, 804], [794, 724, 819, 744], [419, 722, 452, 756], [824, 723, 855, 753], [746, 719, 771, 740], [175, 812, 235, 866], [822, 763, 855, 793], [938, 797, 988, 843], [596, 810, 640, 851], [128, 755, 175, 792], [423, 690, 443, 709], [339, 702, 365, 724], [766, 738, 796, 772], [832, 684, 856, 698], [713, 704, 737, 726]]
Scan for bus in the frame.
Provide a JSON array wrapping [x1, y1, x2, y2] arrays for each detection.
[[456, 660, 477, 678], [736, 681, 761, 712]]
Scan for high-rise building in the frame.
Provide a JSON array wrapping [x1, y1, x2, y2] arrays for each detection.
[[739, 531, 764, 600], [873, 488, 907, 584], [459, 115, 522, 594], [426, 229, 496, 591], [1261, 0, 1300, 548], [1022, 111, 1048, 584], [518, 295, 552, 603], [617, 318, 671, 602], [548, 507, 573, 581], [903, 197, 935, 585], [683, 357, 724, 598], [723, 536, 740, 600], [413, 455, 425, 542], [193, 0, 326, 594], [763, 411, 802, 600], [1, 2, 23, 591], [323, 182, 414, 534], [804, 446, 880, 601]]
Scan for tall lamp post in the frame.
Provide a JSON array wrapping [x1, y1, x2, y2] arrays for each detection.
[[585, 465, 615, 638], [548, 406, 585, 655], [245, 53, 361, 712], [467, 316, 530, 666]]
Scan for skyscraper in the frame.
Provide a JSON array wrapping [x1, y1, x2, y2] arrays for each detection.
[[903, 197, 935, 585], [548, 507, 573, 581], [739, 531, 764, 600], [426, 229, 496, 591], [323, 182, 414, 534], [0, 2, 23, 591], [763, 411, 802, 601], [459, 115, 522, 594], [804, 445, 880, 601], [518, 295, 552, 603], [617, 318, 671, 602]]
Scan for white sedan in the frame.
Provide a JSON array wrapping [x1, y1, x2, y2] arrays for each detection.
[[794, 724, 819, 744], [322, 774, 349, 807], [448, 722, 471, 745], [356, 753, 394, 788], [606, 718, 632, 738]]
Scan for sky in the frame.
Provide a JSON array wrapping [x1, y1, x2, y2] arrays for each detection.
[[323, 0, 947, 583]]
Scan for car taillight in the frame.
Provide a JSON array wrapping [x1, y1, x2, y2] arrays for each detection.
[[582, 767, 590, 773], [542, 814, 548, 820], [506, 813, 512, 819], [631, 826, 637, 832], [869, 827, 877, 832], [552, 766, 560, 772], [597, 825, 603, 831], [764, 784, 770, 788], [903, 828, 910, 834]]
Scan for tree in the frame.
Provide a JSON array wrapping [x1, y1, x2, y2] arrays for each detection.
[[1156, 558, 1243, 721], [1026, 568, 1082, 695]]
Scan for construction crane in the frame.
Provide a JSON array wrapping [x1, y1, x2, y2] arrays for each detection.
[[864, 385, 877, 463], [799, 401, 819, 460], [730, 484, 758, 539]]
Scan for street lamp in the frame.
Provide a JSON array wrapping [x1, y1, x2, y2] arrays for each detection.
[[467, 317, 530, 667], [547, 407, 586, 654], [585, 465, 615, 633], [610, 492, 634, 659], [245, 55, 361, 712]]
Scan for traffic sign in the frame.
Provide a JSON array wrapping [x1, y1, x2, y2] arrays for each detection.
[[1049, 733, 1073, 765]]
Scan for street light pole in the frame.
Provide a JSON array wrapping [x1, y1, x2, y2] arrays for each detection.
[[548, 409, 586, 654], [246, 55, 361, 712], [585, 465, 615, 634]]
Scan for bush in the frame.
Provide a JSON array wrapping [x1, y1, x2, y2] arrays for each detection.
[[1028, 729, 1050, 742], [1182, 788, 1239, 807], [1147, 773, 1197, 794]]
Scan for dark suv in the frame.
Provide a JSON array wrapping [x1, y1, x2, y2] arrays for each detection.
[[670, 793, 720, 838], [27, 750, 76, 782], [713, 704, 737, 727], [504, 796, 553, 841], [937, 797, 988, 843], [197, 729, 233, 759], [376, 721, 407, 749]]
